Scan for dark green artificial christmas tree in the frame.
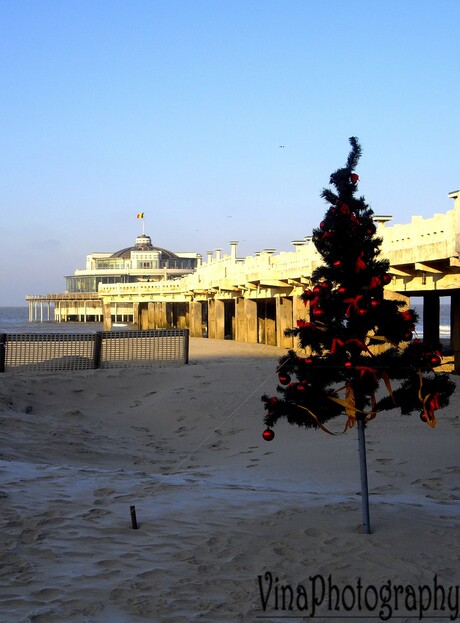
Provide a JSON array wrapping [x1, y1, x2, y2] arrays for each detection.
[[261, 137, 455, 533]]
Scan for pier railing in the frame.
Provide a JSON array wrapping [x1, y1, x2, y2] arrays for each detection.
[[0, 329, 189, 373]]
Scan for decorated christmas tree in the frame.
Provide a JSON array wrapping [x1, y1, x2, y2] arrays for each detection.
[[261, 137, 455, 533]]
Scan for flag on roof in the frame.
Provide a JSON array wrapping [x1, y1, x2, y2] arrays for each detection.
[[137, 213, 144, 219]]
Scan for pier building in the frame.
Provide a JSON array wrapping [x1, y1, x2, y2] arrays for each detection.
[[27, 191, 460, 370], [26, 234, 201, 322]]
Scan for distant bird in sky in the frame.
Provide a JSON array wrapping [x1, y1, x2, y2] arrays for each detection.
[[279, 145, 285, 148]]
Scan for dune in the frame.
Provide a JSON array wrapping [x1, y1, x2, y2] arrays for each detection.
[[0, 337, 459, 622]]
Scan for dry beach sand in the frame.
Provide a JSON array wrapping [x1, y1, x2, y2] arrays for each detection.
[[0, 337, 459, 623]]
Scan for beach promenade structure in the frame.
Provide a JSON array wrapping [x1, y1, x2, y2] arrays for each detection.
[[27, 191, 460, 369]]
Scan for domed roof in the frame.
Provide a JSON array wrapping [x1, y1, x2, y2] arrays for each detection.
[[111, 234, 180, 260]]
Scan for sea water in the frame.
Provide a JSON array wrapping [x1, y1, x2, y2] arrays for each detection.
[[0, 307, 103, 334]]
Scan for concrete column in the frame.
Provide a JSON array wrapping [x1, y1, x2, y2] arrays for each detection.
[[189, 301, 203, 337], [423, 293, 440, 347], [133, 303, 140, 328], [276, 297, 294, 348], [139, 304, 149, 330], [235, 297, 246, 342], [245, 298, 257, 343], [450, 291, 460, 373], [215, 299, 225, 339], [103, 303, 112, 330], [154, 302, 166, 328], [208, 300, 216, 339], [148, 302, 155, 329]]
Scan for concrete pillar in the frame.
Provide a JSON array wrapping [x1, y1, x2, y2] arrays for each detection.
[[103, 303, 112, 330], [276, 297, 294, 348], [245, 298, 257, 343], [208, 300, 216, 339], [423, 293, 440, 348], [450, 291, 460, 373], [133, 303, 140, 328], [215, 299, 225, 339], [148, 302, 155, 329], [155, 302, 168, 328], [139, 304, 149, 330], [171, 302, 187, 329], [235, 297, 246, 342], [189, 301, 203, 337]]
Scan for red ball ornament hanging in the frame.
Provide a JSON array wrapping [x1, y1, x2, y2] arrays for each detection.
[[344, 361, 353, 369], [420, 412, 427, 422], [370, 299, 380, 309], [401, 310, 415, 322], [382, 274, 392, 285], [403, 331, 413, 341], [305, 357, 314, 364], [430, 354, 441, 367], [262, 428, 275, 441], [313, 308, 325, 318], [358, 308, 368, 316], [333, 260, 341, 268], [278, 373, 291, 385], [337, 286, 347, 295], [351, 173, 359, 184]]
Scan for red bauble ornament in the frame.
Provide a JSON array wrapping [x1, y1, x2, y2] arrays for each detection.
[[403, 332, 413, 341], [382, 274, 392, 285], [358, 308, 368, 316], [430, 355, 441, 367], [337, 286, 347, 295], [297, 383, 306, 391], [263, 428, 275, 441], [370, 299, 380, 308], [401, 310, 414, 321], [351, 173, 359, 184], [321, 280, 332, 289], [278, 373, 291, 385], [313, 308, 325, 318], [313, 285, 321, 294], [333, 260, 341, 268], [305, 357, 314, 364], [420, 412, 427, 422], [344, 361, 353, 369]]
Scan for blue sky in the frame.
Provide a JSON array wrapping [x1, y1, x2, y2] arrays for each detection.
[[1, 0, 459, 305]]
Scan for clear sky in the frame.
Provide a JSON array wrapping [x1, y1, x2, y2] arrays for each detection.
[[1, 0, 459, 306]]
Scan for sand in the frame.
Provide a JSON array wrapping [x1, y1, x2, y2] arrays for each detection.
[[0, 337, 459, 623]]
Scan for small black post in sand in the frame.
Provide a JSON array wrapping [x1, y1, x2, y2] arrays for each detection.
[[130, 505, 138, 529]]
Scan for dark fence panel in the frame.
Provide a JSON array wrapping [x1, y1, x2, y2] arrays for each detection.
[[1, 330, 189, 372]]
